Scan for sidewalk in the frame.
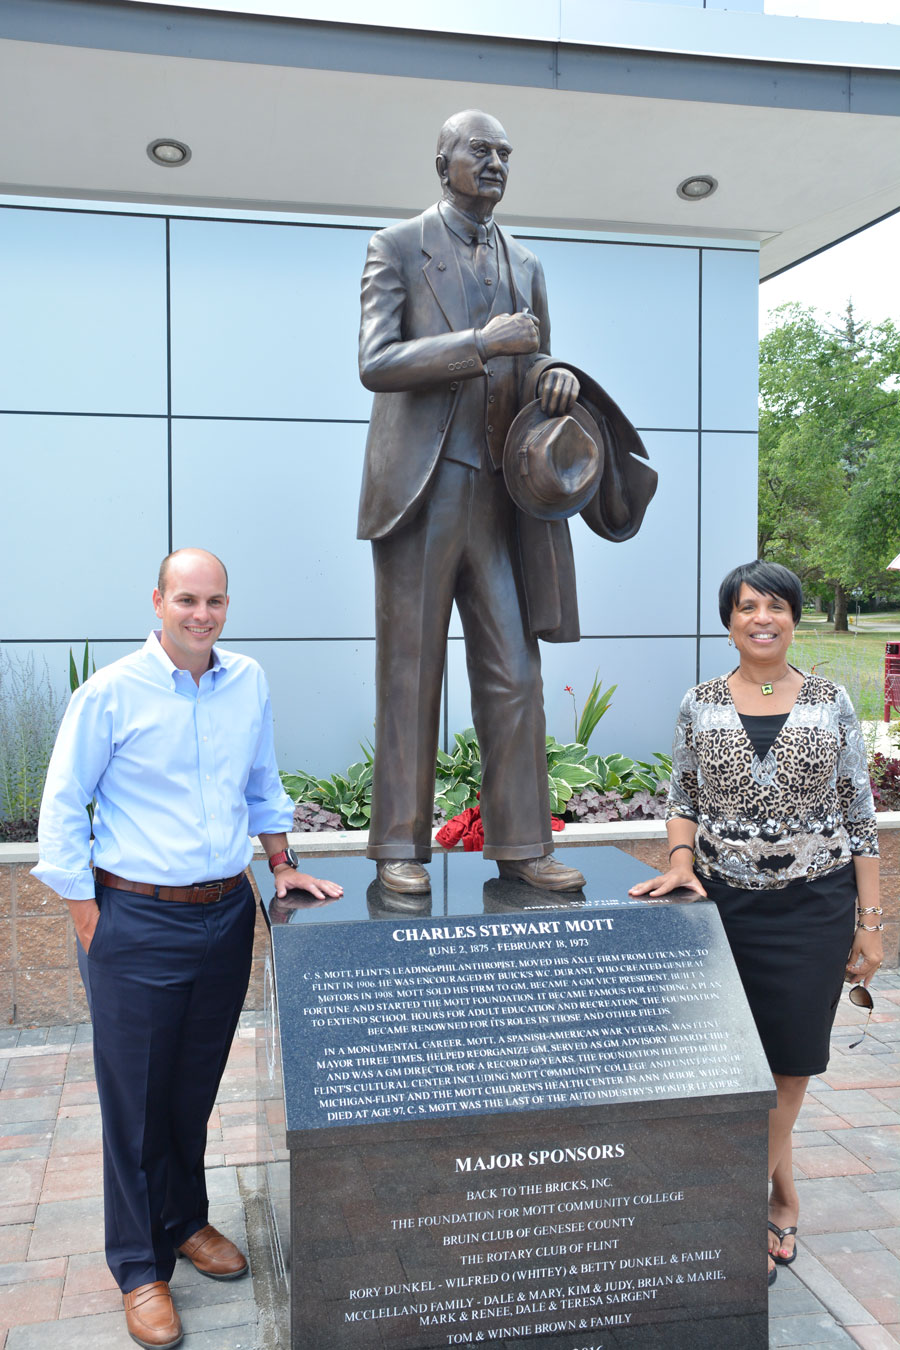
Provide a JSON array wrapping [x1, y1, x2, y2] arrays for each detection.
[[1, 978, 899, 1350]]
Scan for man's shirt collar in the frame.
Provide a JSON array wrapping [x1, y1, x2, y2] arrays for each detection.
[[145, 631, 226, 686], [439, 200, 495, 248]]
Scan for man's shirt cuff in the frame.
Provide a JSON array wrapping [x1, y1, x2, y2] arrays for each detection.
[[247, 797, 295, 839], [31, 861, 95, 900]]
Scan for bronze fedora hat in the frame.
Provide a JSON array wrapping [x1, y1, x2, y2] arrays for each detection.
[[502, 400, 604, 521]]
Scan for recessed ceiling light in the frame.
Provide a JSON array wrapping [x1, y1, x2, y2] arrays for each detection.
[[147, 139, 192, 167], [677, 175, 717, 201]]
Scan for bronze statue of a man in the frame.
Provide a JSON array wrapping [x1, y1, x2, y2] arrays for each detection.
[[357, 109, 656, 895]]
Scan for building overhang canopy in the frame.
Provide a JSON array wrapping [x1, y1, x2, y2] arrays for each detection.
[[3, 0, 900, 277]]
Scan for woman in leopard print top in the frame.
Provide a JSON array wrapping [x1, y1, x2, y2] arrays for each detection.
[[667, 670, 878, 888], [630, 561, 882, 1289]]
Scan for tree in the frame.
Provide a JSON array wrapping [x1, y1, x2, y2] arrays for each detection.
[[758, 302, 900, 630]]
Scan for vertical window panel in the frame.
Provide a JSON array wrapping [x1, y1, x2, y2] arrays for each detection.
[[701, 248, 760, 431], [171, 420, 371, 638], [0, 209, 167, 414], [571, 432, 698, 636], [527, 237, 700, 429], [2, 415, 168, 639], [169, 219, 372, 420]]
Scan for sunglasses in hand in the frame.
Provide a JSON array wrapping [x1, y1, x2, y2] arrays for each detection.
[[847, 984, 874, 1050]]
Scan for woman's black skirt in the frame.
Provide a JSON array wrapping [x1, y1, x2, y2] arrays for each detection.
[[700, 863, 857, 1077]]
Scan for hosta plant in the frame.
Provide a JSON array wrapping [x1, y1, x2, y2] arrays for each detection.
[[281, 743, 374, 831], [280, 733, 673, 832], [434, 727, 482, 821]]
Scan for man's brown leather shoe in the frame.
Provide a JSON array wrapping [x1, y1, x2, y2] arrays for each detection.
[[176, 1224, 248, 1280], [497, 853, 586, 892], [376, 860, 431, 893], [123, 1281, 183, 1349]]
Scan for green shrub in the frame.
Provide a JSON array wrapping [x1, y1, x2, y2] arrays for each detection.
[[0, 648, 66, 834], [546, 736, 671, 813], [434, 727, 482, 820], [281, 743, 374, 831], [280, 731, 672, 831], [564, 672, 616, 748]]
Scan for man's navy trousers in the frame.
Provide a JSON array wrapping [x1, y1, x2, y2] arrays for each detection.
[[77, 875, 255, 1292]]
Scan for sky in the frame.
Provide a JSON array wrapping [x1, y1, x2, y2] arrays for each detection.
[[765, 0, 898, 20], [759, 214, 900, 336], [760, 0, 900, 334]]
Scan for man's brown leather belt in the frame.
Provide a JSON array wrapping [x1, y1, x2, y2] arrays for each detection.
[[94, 867, 244, 905]]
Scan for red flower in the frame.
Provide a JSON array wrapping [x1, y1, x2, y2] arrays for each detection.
[[437, 807, 565, 852], [564, 685, 573, 694]]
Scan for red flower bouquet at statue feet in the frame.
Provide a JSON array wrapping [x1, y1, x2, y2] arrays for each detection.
[[436, 805, 564, 852]]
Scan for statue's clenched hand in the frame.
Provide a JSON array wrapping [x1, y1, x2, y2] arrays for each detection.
[[478, 311, 541, 357]]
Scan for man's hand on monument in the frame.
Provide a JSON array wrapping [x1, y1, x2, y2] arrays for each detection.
[[478, 311, 541, 357], [538, 367, 580, 417], [274, 868, 344, 902]]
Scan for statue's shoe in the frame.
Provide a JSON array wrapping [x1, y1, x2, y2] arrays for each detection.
[[377, 861, 431, 893], [497, 854, 586, 891]]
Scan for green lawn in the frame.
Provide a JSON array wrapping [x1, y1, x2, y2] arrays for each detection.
[[790, 630, 894, 721], [799, 613, 900, 629]]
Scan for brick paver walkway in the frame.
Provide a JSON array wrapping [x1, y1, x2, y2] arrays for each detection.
[[1, 977, 898, 1349]]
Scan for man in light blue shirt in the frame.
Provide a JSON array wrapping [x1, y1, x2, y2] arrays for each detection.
[[34, 547, 342, 1350]]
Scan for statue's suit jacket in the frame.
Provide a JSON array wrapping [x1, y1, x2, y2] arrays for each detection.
[[357, 203, 657, 641]]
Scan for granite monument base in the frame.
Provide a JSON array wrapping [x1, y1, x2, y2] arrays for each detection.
[[290, 1102, 768, 1349], [255, 846, 775, 1349]]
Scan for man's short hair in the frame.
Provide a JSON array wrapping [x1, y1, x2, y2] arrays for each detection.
[[158, 549, 229, 595], [718, 560, 803, 628]]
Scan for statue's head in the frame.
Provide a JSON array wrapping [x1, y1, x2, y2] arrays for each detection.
[[435, 110, 512, 214]]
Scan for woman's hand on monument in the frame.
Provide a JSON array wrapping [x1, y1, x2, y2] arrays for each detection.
[[628, 864, 708, 901]]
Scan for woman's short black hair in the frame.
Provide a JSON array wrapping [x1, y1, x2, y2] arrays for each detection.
[[718, 561, 803, 628]]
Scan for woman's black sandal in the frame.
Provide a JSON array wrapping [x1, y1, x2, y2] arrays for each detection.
[[768, 1221, 798, 1266]]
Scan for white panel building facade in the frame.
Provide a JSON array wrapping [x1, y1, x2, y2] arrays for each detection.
[[1, 0, 899, 773]]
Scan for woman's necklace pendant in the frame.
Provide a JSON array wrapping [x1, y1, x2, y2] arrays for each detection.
[[735, 665, 790, 697]]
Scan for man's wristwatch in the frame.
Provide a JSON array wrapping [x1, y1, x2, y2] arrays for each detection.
[[268, 846, 299, 874]]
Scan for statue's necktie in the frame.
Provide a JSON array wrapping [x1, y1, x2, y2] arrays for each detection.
[[473, 223, 491, 282]]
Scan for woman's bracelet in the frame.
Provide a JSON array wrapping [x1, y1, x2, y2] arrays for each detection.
[[668, 844, 694, 861], [858, 906, 883, 915], [857, 920, 884, 932]]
